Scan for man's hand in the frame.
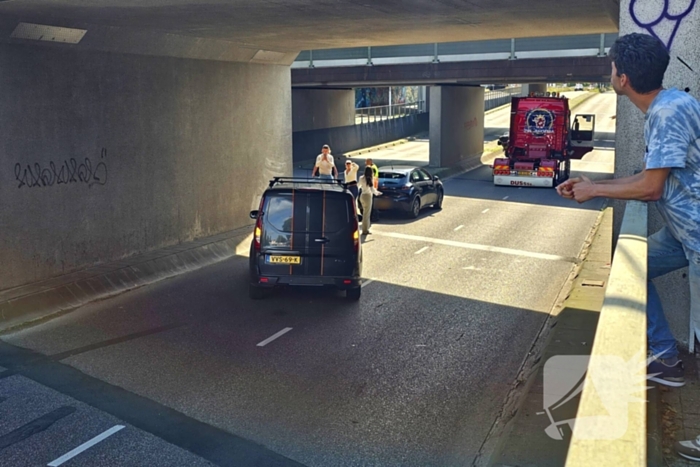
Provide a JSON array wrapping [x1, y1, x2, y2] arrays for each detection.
[[556, 177, 582, 199], [571, 175, 597, 203]]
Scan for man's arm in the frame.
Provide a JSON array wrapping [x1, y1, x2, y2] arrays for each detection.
[[572, 168, 670, 203], [590, 171, 645, 185]]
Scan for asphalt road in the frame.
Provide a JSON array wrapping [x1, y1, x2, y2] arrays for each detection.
[[0, 93, 615, 467]]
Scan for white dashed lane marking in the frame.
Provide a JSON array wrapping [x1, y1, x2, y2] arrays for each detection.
[[48, 425, 126, 466], [454, 225, 464, 231], [257, 328, 293, 347], [415, 247, 429, 255]]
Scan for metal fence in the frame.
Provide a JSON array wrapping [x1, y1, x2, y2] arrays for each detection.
[[355, 101, 426, 124]]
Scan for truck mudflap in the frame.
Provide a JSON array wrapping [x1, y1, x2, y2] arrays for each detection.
[[493, 174, 555, 188]]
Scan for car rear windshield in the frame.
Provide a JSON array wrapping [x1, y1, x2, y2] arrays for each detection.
[[378, 172, 406, 180], [265, 192, 350, 233]]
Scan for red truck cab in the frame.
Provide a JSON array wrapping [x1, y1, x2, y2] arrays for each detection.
[[493, 92, 595, 188]]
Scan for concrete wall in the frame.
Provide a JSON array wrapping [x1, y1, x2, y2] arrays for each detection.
[[0, 43, 291, 290], [292, 88, 355, 132], [429, 85, 485, 168], [293, 113, 429, 164], [616, 1, 700, 349]]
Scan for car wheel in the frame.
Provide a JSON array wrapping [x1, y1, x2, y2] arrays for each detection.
[[433, 189, 443, 210], [409, 196, 421, 219], [346, 286, 361, 301], [249, 283, 268, 300]]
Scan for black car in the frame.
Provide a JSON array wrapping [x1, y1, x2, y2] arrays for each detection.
[[248, 177, 363, 301], [373, 166, 444, 218]]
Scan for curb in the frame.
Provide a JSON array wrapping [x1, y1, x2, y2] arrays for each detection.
[[0, 226, 254, 334]]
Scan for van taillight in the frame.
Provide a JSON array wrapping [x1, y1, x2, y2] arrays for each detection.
[[254, 217, 262, 251], [352, 219, 360, 252]]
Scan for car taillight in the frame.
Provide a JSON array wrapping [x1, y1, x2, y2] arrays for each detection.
[[254, 217, 262, 251], [400, 184, 412, 191]]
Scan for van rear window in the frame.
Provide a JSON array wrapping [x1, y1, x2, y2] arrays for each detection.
[[307, 193, 350, 233], [264, 192, 350, 233], [265, 194, 294, 232]]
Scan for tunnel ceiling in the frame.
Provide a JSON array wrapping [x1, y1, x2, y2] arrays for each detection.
[[0, 0, 619, 54]]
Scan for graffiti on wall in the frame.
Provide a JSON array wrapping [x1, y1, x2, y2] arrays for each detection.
[[14, 148, 108, 189], [630, 0, 696, 50]]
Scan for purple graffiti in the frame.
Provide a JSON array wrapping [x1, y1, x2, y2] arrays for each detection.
[[630, 0, 696, 50]]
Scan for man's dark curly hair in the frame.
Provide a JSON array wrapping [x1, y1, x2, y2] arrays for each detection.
[[609, 33, 669, 94]]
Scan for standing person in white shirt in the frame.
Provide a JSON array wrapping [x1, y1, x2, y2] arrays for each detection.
[[358, 166, 382, 235], [344, 160, 360, 200], [311, 144, 337, 180]]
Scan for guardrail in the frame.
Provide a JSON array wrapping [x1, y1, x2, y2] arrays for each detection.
[[355, 101, 426, 124], [565, 201, 648, 465]]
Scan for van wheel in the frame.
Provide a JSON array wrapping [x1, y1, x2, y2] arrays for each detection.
[[249, 284, 268, 300], [409, 197, 421, 219], [346, 287, 361, 301]]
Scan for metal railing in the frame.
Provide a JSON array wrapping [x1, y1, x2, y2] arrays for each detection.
[[354, 100, 426, 124], [354, 86, 523, 125], [295, 33, 616, 69], [565, 201, 648, 465]]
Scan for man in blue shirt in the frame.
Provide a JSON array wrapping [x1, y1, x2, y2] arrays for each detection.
[[557, 33, 700, 391]]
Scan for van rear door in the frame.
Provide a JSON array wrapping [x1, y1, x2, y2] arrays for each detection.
[[258, 190, 357, 279], [306, 191, 356, 277]]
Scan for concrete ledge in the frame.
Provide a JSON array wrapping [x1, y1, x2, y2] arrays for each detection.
[[566, 201, 648, 465], [0, 225, 254, 333]]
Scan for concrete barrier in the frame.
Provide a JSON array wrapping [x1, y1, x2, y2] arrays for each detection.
[[292, 113, 429, 163], [565, 201, 648, 465]]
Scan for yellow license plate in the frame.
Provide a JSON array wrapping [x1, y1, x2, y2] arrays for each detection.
[[518, 171, 532, 176], [267, 255, 301, 264]]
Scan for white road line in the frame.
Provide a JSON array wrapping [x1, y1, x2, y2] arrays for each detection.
[[502, 196, 509, 200], [361, 279, 374, 288], [482, 208, 490, 214], [415, 246, 429, 255], [48, 425, 125, 466], [454, 225, 464, 231], [373, 231, 576, 263], [257, 327, 293, 347]]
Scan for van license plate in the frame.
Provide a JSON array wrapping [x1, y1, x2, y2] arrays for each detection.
[[267, 255, 301, 264]]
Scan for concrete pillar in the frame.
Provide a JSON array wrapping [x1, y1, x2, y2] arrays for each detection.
[[292, 88, 355, 132], [428, 85, 485, 168], [616, 1, 700, 349], [520, 83, 547, 96], [0, 43, 292, 291]]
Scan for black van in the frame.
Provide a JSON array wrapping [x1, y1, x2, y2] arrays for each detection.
[[248, 177, 363, 301]]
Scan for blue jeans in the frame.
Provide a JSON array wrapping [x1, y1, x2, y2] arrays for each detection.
[[647, 227, 700, 358]]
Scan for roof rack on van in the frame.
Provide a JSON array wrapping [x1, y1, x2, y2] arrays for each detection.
[[268, 177, 348, 189]]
